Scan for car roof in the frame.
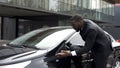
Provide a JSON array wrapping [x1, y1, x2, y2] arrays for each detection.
[[36, 26, 72, 30]]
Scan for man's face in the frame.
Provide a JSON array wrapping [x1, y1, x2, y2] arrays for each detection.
[[71, 20, 83, 32]]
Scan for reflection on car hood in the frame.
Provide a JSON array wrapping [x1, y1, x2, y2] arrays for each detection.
[[0, 46, 35, 60]]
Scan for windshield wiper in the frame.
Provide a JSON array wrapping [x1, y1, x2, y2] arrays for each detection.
[[7, 44, 24, 48], [22, 44, 39, 50], [7, 44, 39, 50]]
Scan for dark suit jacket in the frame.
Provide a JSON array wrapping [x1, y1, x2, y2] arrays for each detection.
[[75, 19, 113, 57]]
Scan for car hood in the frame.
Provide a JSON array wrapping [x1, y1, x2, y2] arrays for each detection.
[[0, 46, 48, 66], [0, 46, 35, 60]]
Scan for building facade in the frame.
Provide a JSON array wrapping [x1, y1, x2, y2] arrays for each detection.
[[1, 0, 49, 10], [57, 0, 114, 23], [0, 17, 1, 39], [0, 0, 118, 40]]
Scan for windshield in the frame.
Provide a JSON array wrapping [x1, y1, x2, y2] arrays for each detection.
[[9, 28, 75, 49]]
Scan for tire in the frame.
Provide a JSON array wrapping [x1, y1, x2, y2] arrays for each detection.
[[113, 49, 120, 68], [113, 57, 120, 68], [107, 50, 120, 68]]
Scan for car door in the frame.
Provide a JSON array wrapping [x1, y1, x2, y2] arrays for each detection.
[[42, 40, 69, 68]]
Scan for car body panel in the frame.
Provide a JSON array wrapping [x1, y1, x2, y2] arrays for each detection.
[[112, 42, 120, 48]]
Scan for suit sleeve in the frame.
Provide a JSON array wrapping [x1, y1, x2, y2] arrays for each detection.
[[75, 29, 97, 56]]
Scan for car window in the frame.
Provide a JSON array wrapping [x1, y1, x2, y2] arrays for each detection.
[[35, 29, 75, 49], [9, 29, 64, 47], [69, 32, 85, 46], [9, 28, 75, 50]]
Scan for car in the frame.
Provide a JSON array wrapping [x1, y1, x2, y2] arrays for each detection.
[[0, 26, 119, 68], [117, 39, 120, 43]]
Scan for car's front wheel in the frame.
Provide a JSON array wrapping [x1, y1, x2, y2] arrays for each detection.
[[107, 49, 120, 68], [114, 57, 120, 68]]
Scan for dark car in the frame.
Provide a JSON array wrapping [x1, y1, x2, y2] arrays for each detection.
[[0, 26, 119, 68]]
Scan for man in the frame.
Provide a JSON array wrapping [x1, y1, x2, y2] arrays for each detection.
[[56, 15, 113, 68]]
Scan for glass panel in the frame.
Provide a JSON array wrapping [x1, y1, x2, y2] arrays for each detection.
[[35, 29, 75, 49], [10, 29, 63, 46], [10, 28, 75, 49], [0, 0, 114, 23]]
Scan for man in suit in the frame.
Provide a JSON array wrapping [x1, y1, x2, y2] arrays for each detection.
[[56, 15, 113, 68]]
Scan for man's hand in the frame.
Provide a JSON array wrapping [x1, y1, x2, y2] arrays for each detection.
[[55, 50, 72, 58]]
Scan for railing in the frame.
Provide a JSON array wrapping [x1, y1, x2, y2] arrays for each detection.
[[0, 0, 114, 23]]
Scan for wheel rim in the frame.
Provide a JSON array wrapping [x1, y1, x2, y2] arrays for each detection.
[[115, 61, 120, 68]]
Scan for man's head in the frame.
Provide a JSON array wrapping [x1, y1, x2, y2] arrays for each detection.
[[71, 15, 84, 32]]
